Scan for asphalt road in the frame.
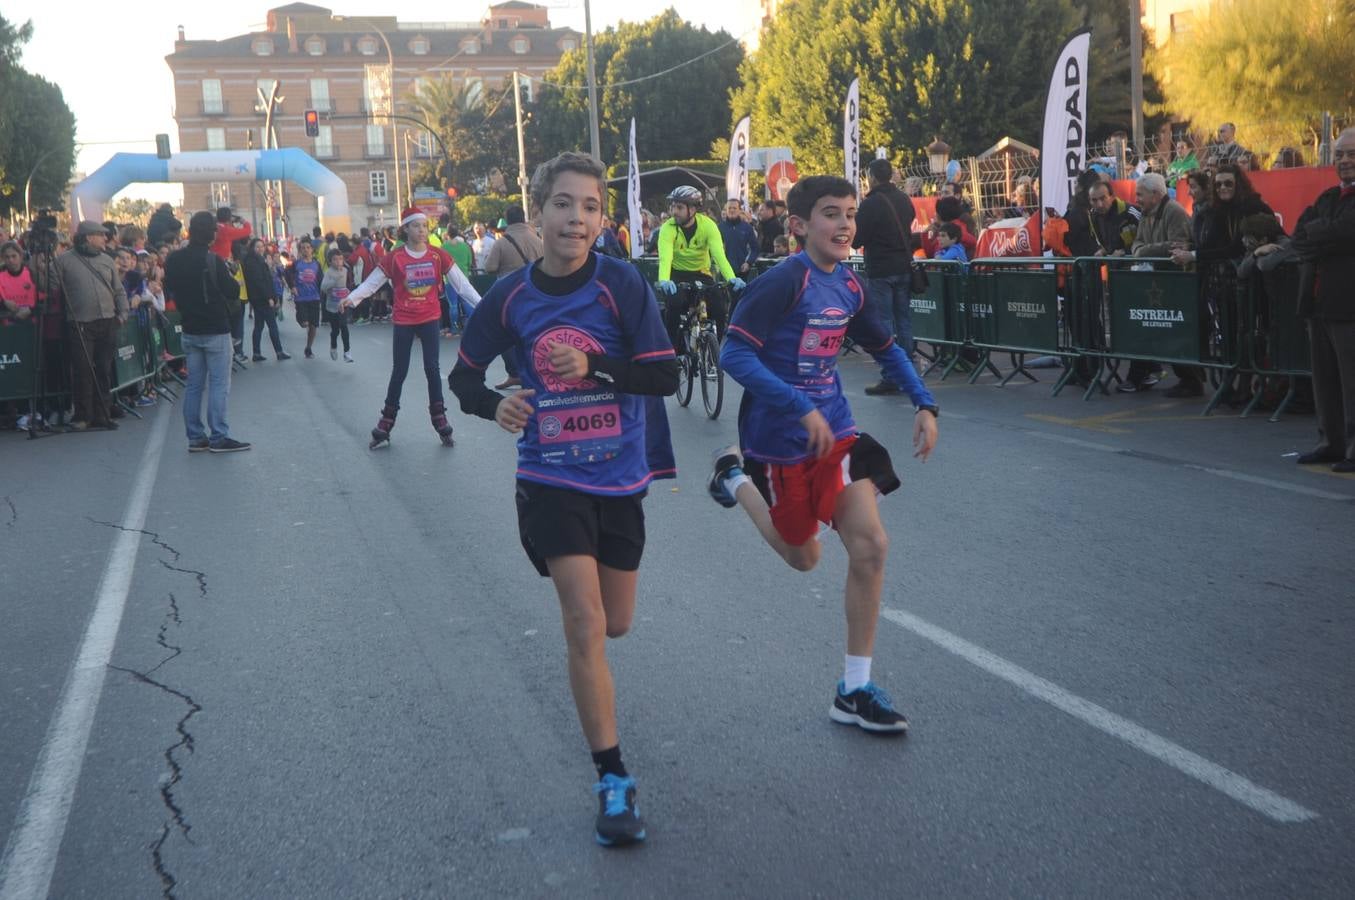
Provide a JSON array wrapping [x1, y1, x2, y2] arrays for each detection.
[[2, 322, 1353, 899]]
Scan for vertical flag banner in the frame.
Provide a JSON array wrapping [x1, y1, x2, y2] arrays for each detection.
[[844, 78, 861, 198], [627, 118, 643, 259], [727, 116, 751, 211], [1040, 29, 1092, 240]]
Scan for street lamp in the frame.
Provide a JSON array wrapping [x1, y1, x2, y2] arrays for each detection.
[[926, 136, 951, 176]]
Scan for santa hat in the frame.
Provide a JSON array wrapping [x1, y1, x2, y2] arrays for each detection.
[[400, 207, 427, 227]]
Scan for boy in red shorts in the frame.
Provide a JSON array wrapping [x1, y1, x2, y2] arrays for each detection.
[[710, 174, 939, 733]]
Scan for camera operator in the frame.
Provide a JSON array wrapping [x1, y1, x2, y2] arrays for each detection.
[[53, 220, 127, 430]]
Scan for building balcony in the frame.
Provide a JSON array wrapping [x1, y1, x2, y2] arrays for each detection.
[[364, 146, 390, 159], [308, 98, 335, 114], [200, 100, 228, 116], [314, 146, 339, 161], [366, 194, 391, 206]]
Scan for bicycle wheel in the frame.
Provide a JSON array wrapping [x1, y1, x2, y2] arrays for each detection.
[[699, 331, 724, 419], [675, 344, 695, 407]]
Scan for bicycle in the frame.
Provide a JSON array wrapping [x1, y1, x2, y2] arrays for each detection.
[[670, 281, 726, 419]]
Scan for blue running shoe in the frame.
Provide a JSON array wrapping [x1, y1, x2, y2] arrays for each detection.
[[593, 773, 646, 847], [830, 680, 909, 734], [708, 446, 743, 509]]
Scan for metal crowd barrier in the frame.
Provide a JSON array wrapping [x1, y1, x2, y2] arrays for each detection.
[[0, 308, 186, 430], [625, 253, 1313, 420]]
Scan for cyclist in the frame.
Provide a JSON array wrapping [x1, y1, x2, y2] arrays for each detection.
[[656, 186, 746, 352]]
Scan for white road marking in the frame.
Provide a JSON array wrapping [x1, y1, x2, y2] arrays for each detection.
[[880, 607, 1318, 824], [0, 408, 172, 900]]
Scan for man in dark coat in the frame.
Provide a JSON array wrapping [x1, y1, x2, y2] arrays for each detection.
[[1292, 128, 1355, 473], [854, 158, 919, 394]]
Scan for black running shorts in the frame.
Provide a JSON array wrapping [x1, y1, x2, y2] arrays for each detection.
[[294, 301, 321, 328], [515, 480, 647, 578]]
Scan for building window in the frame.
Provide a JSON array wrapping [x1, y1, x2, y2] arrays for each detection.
[[210, 183, 231, 207], [206, 128, 226, 151], [460, 38, 480, 55], [315, 125, 334, 158], [1170, 11, 1193, 35], [310, 78, 331, 112], [255, 78, 280, 113], [414, 132, 433, 158], [305, 36, 325, 56], [369, 170, 388, 203], [201, 79, 223, 115], [520, 77, 534, 103], [511, 37, 530, 54], [366, 124, 386, 157], [464, 77, 483, 109], [560, 37, 576, 52], [358, 36, 379, 56], [409, 36, 429, 55], [252, 38, 274, 56]]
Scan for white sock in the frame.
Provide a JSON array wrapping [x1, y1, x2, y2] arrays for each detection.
[[723, 471, 750, 495], [843, 655, 872, 692]]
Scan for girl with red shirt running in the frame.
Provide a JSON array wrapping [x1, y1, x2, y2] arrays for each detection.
[[342, 207, 481, 448]]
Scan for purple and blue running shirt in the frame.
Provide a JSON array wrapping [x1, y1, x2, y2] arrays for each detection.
[[723, 251, 935, 464], [456, 254, 677, 495]]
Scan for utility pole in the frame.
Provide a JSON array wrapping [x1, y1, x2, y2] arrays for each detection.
[[513, 72, 530, 219], [1130, 0, 1145, 157], [584, 0, 601, 161]]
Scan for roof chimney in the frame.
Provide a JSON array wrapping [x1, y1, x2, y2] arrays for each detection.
[[177, 24, 185, 42], [287, 19, 298, 53]]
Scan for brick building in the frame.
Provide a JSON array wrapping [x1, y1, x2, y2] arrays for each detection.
[[166, 1, 579, 234]]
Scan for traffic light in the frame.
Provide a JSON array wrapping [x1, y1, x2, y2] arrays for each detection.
[[155, 134, 171, 159], [445, 185, 459, 200], [304, 109, 320, 138]]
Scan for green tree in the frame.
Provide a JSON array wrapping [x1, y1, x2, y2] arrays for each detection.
[[733, 0, 1095, 175], [104, 197, 155, 227], [0, 67, 77, 212], [0, 13, 35, 191], [533, 10, 744, 167], [1153, 0, 1355, 155], [404, 73, 534, 195]]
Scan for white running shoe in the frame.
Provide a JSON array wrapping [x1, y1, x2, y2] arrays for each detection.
[[330, 348, 338, 360], [344, 351, 354, 363]]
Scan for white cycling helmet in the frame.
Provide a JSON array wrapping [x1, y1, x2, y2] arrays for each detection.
[[667, 185, 703, 205]]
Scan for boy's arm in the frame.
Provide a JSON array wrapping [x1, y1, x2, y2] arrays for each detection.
[[721, 338, 815, 418], [846, 304, 937, 409], [448, 290, 516, 420]]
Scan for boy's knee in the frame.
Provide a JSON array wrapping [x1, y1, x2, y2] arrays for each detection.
[[785, 542, 820, 572], [605, 620, 631, 639], [846, 527, 889, 569]]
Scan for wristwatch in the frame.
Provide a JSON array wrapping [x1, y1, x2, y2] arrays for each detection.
[[916, 404, 940, 418]]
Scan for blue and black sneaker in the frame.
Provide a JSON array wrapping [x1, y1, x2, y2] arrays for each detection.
[[708, 446, 743, 509], [593, 773, 646, 847], [830, 680, 909, 734]]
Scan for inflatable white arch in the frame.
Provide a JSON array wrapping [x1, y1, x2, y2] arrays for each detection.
[[69, 149, 351, 234]]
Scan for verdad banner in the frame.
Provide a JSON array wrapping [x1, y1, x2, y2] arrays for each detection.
[[844, 78, 861, 199], [627, 118, 642, 259], [1040, 29, 1092, 242], [727, 116, 751, 212]]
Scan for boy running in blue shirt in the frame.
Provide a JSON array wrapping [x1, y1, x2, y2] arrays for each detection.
[[710, 175, 939, 733], [449, 152, 678, 846]]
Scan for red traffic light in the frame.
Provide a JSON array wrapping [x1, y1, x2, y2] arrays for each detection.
[[445, 186, 459, 199], [304, 109, 320, 138]]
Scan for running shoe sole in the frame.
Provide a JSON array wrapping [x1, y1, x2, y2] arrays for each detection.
[[829, 705, 909, 734], [595, 829, 646, 847]]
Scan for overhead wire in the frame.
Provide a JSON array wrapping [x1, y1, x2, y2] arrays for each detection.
[[525, 29, 754, 91]]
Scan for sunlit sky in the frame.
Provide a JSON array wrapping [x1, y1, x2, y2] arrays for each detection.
[[16, 1, 764, 204]]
